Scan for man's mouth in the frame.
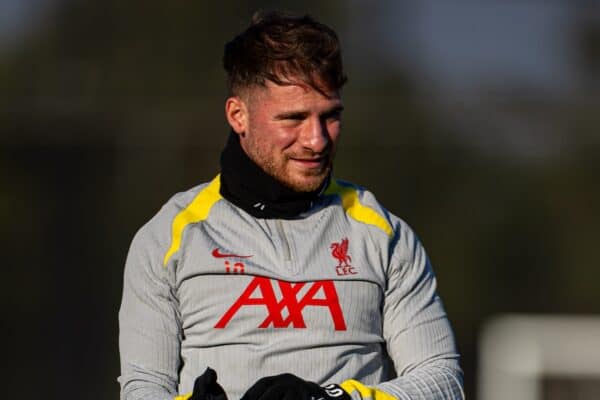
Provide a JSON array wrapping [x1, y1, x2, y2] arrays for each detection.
[[289, 156, 326, 169]]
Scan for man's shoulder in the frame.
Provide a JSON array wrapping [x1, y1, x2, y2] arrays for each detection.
[[325, 178, 402, 238], [128, 176, 223, 267], [326, 179, 424, 260], [160, 176, 222, 214], [326, 178, 389, 212], [135, 176, 217, 231]]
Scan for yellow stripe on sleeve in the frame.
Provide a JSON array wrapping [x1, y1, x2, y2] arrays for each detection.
[[326, 180, 393, 237], [163, 175, 223, 266], [173, 394, 192, 400], [340, 380, 397, 400]]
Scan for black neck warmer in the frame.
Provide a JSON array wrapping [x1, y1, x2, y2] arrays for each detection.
[[219, 133, 328, 219]]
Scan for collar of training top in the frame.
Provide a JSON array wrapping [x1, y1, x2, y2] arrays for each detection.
[[219, 132, 330, 219]]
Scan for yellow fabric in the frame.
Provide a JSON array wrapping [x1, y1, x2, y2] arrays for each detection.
[[340, 380, 397, 400], [326, 180, 393, 237], [173, 394, 192, 400], [163, 175, 223, 266]]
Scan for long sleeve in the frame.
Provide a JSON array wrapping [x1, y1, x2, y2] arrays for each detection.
[[342, 224, 464, 400], [118, 222, 183, 400]]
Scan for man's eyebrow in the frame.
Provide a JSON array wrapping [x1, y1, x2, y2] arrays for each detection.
[[274, 110, 310, 120], [322, 105, 345, 116], [274, 105, 345, 120]]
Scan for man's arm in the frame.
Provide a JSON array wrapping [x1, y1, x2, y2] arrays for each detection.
[[118, 224, 182, 400], [358, 223, 464, 400]]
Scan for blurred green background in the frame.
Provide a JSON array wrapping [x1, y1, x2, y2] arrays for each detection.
[[1, 1, 598, 399]]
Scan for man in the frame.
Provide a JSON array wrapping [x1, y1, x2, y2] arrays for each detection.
[[119, 11, 464, 400]]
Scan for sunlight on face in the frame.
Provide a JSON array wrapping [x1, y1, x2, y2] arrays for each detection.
[[238, 81, 344, 192]]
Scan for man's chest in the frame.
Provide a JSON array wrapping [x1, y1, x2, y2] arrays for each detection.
[[173, 215, 390, 342], [178, 274, 382, 341]]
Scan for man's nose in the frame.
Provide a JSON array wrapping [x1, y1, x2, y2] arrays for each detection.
[[300, 117, 329, 152]]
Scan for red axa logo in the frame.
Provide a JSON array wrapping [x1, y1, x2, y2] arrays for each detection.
[[331, 238, 356, 276], [214, 277, 347, 331]]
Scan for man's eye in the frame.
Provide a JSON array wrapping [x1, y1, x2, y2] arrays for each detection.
[[325, 111, 342, 121]]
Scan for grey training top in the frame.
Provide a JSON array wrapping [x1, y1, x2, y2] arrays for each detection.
[[118, 176, 464, 400]]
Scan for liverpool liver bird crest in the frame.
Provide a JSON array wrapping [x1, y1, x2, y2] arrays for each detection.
[[331, 238, 352, 270]]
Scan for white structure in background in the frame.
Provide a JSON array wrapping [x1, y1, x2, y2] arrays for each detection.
[[479, 315, 600, 400]]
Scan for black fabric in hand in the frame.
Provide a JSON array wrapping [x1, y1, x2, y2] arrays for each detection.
[[240, 373, 351, 400], [189, 367, 228, 400]]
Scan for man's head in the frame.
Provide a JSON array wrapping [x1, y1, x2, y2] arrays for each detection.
[[223, 11, 347, 192]]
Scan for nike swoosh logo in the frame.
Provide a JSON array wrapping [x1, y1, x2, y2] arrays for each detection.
[[211, 248, 253, 258]]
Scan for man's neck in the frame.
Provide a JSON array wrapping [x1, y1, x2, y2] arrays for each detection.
[[219, 132, 328, 219]]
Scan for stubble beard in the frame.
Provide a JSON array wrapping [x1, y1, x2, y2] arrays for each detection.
[[250, 145, 333, 193], [280, 157, 331, 192]]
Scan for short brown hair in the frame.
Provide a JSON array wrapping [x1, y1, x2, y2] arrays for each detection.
[[223, 11, 347, 96]]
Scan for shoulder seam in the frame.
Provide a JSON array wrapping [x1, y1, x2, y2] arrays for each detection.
[[163, 175, 223, 267], [326, 179, 393, 237]]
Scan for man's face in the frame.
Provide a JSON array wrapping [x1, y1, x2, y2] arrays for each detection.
[[228, 80, 344, 192]]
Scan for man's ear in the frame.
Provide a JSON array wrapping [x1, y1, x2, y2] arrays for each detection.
[[225, 96, 248, 135]]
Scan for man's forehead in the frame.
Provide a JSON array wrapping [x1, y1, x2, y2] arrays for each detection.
[[251, 79, 341, 102]]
